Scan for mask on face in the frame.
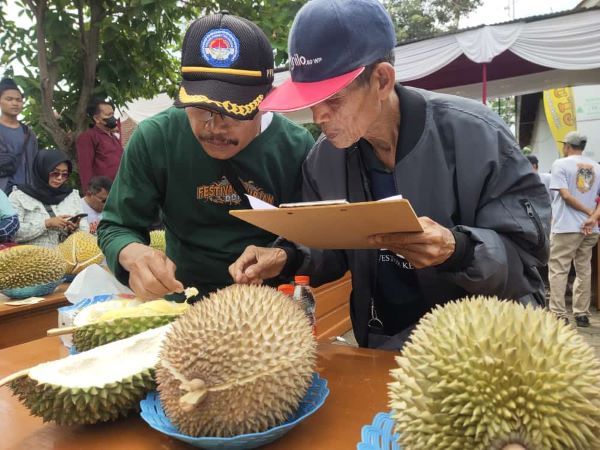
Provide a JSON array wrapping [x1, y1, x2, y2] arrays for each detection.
[[104, 116, 118, 129]]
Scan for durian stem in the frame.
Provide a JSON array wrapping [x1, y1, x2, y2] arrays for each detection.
[[46, 326, 77, 336], [0, 369, 29, 387]]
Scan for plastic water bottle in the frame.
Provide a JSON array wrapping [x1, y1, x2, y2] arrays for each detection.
[[293, 275, 316, 334]]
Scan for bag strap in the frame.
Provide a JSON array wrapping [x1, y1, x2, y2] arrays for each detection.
[[43, 204, 56, 218], [221, 161, 251, 209]]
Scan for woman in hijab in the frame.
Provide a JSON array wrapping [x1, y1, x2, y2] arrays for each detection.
[[9, 149, 88, 247]]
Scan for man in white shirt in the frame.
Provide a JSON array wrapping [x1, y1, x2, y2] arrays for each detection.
[[80, 176, 111, 235], [549, 131, 600, 327]]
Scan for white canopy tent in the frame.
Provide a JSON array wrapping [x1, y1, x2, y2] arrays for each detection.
[[274, 7, 600, 107]]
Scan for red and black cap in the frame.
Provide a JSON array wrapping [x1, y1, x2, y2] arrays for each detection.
[[174, 13, 274, 120]]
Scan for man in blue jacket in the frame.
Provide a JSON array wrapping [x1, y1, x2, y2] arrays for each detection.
[[230, 0, 551, 350]]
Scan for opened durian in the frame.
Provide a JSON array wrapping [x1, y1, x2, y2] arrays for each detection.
[[5, 325, 170, 425], [58, 231, 104, 275], [157, 284, 316, 437], [389, 296, 600, 450], [49, 297, 189, 351], [0, 245, 66, 289], [149, 230, 166, 252]]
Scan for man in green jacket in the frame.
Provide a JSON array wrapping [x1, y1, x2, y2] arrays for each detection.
[[98, 13, 314, 300]]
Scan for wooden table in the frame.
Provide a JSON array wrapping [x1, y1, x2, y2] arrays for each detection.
[[0, 336, 396, 450], [0, 284, 70, 349], [0, 274, 352, 350]]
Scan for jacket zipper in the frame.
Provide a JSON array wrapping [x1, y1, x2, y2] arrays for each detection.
[[520, 199, 545, 250]]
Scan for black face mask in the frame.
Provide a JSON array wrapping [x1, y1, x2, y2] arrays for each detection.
[[104, 116, 118, 129]]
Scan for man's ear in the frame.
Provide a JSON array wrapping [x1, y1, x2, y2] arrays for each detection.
[[372, 62, 396, 101]]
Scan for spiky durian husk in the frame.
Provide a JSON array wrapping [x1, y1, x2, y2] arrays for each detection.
[[149, 230, 166, 252], [389, 296, 600, 450], [73, 315, 180, 351], [156, 284, 316, 437], [0, 245, 66, 289], [9, 325, 169, 425], [58, 231, 104, 274], [11, 369, 155, 425]]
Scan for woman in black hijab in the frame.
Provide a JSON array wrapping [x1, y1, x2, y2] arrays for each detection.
[[8, 149, 88, 247]]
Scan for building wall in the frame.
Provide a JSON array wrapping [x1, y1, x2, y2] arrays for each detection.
[[530, 84, 600, 172]]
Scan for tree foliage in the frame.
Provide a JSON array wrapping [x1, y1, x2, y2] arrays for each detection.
[[0, 0, 305, 156], [384, 0, 483, 42]]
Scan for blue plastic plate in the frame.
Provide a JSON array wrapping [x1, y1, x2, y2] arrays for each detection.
[[140, 372, 329, 449], [1, 279, 62, 299], [357, 412, 402, 450]]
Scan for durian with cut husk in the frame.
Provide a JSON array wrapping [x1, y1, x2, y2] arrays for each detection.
[[3, 325, 170, 425], [389, 296, 600, 450], [48, 298, 189, 351], [0, 245, 66, 289], [156, 284, 316, 437], [149, 230, 166, 252], [58, 231, 104, 275]]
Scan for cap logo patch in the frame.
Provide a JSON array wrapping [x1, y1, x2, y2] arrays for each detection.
[[289, 53, 323, 72], [201, 28, 240, 68]]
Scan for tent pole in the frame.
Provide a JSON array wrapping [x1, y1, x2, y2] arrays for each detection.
[[482, 63, 488, 105]]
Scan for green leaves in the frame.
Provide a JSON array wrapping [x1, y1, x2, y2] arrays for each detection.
[[0, 0, 306, 157], [384, 0, 483, 42]]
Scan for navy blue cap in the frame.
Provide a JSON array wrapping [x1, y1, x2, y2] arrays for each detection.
[[260, 0, 397, 112]]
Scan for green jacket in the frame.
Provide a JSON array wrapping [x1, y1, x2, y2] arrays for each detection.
[[98, 108, 314, 297]]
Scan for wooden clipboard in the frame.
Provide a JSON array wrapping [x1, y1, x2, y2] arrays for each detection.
[[229, 199, 422, 249]]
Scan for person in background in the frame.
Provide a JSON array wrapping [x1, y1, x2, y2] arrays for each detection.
[[76, 98, 124, 191], [9, 149, 88, 247], [0, 78, 39, 194], [80, 176, 112, 235], [98, 13, 313, 300], [0, 189, 19, 243], [548, 131, 600, 327], [230, 0, 550, 351], [526, 154, 552, 199]]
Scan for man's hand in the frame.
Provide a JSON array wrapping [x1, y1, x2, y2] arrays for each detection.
[[368, 216, 455, 269], [582, 215, 599, 235], [229, 245, 287, 284], [118, 242, 184, 300]]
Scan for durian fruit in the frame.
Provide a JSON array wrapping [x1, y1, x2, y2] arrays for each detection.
[[149, 230, 166, 252], [156, 284, 316, 437], [389, 296, 600, 450], [49, 298, 189, 351], [4, 325, 170, 425], [58, 231, 104, 275], [0, 245, 66, 289]]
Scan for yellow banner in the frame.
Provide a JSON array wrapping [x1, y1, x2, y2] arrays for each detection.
[[543, 87, 577, 157]]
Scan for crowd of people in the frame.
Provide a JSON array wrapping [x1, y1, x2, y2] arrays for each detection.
[[0, 80, 117, 249], [0, 0, 597, 350]]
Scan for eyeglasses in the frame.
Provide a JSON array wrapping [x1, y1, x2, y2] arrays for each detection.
[[49, 171, 69, 179], [192, 107, 247, 127]]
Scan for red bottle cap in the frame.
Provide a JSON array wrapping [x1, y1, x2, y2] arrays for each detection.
[[277, 284, 294, 296], [294, 275, 310, 285]]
